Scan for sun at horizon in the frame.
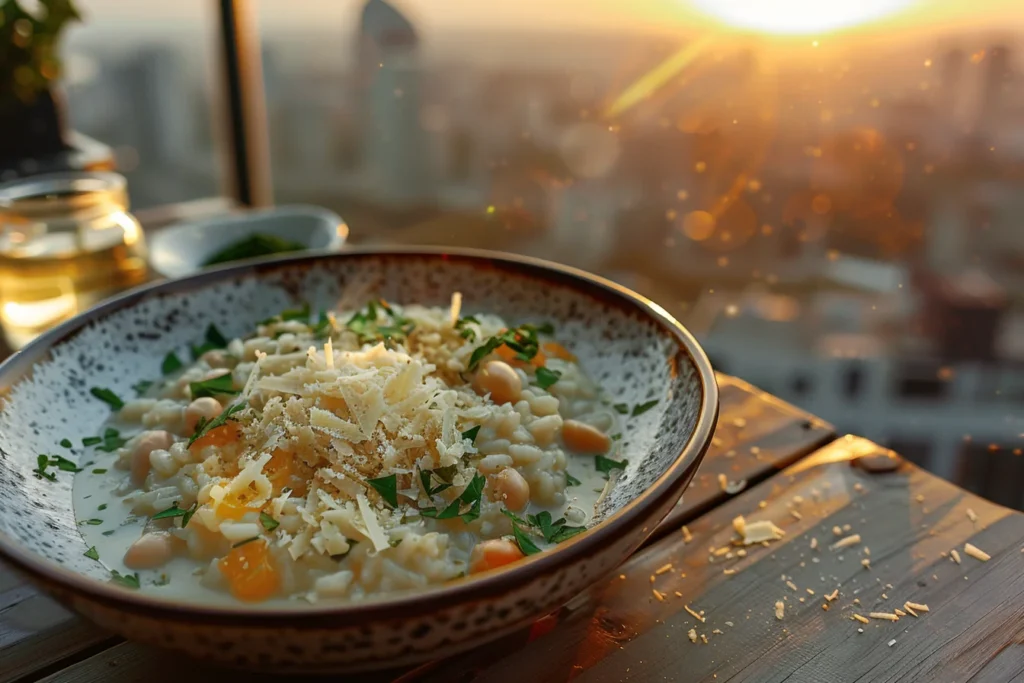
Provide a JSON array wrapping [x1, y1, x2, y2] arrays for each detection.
[[687, 0, 917, 35]]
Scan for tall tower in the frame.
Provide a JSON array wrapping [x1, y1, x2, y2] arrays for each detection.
[[355, 0, 432, 207]]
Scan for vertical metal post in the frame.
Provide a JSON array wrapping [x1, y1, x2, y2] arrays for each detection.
[[217, 0, 272, 207]]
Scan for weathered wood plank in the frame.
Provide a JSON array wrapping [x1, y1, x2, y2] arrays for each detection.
[[0, 375, 832, 682], [408, 436, 1024, 683]]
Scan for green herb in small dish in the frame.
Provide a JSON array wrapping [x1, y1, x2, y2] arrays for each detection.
[[203, 234, 307, 267]]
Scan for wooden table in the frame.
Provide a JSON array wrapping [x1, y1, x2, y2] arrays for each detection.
[[3, 375, 1022, 683]]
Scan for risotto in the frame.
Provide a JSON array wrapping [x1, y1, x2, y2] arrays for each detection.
[[70, 296, 642, 604]]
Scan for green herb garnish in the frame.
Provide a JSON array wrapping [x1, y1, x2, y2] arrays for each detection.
[[611, 433, 623, 441], [153, 574, 171, 586], [101, 530, 115, 536], [280, 302, 312, 322], [613, 403, 629, 415], [190, 324, 229, 360], [81, 436, 102, 447], [110, 570, 140, 589], [132, 380, 154, 396], [461, 425, 481, 443], [595, 455, 628, 478], [81, 519, 103, 526], [534, 367, 562, 390], [152, 502, 198, 527], [345, 299, 415, 345], [189, 401, 247, 446], [632, 400, 659, 416], [97, 503, 107, 511], [420, 473, 485, 522], [203, 233, 306, 267], [455, 315, 480, 341], [232, 536, 261, 549], [366, 474, 399, 508], [189, 374, 238, 399], [565, 471, 582, 487], [512, 523, 541, 555], [92, 468, 107, 474], [529, 511, 586, 543], [259, 511, 280, 531], [32, 454, 56, 482], [161, 352, 183, 375], [49, 455, 81, 472], [92, 428, 127, 453], [312, 311, 334, 338], [419, 465, 456, 497], [60, 438, 72, 449], [84, 546, 99, 561], [467, 323, 553, 371], [90, 387, 124, 410]]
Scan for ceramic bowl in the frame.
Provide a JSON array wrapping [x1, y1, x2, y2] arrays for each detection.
[[147, 204, 348, 279], [0, 248, 717, 672]]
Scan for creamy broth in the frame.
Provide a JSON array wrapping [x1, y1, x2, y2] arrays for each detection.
[[71, 299, 626, 605]]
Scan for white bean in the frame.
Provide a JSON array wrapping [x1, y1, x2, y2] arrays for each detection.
[[472, 361, 522, 406], [124, 532, 175, 569], [184, 397, 222, 434], [129, 430, 173, 484], [492, 468, 530, 511]]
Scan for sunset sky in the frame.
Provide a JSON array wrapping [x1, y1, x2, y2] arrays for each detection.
[[73, 0, 1024, 36]]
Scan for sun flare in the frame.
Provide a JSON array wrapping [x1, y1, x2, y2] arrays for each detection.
[[688, 0, 915, 35]]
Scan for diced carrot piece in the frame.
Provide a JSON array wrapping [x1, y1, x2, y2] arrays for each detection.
[[218, 539, 279, 602], [495, 344, 546, 368], [215, 487, 261, 521], [265, 448, 293, 495], [469, 539, 525, 574], [543, 342, 576, 362], [189, 423, 241, 452], [495, 344, 518, 362]]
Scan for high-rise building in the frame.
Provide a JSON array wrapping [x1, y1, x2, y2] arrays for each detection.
[[978, 44, 1012, 130], [354, 0, 432, 207]]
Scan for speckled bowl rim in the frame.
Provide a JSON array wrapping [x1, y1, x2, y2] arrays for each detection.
[[0, 246, 718, 627]]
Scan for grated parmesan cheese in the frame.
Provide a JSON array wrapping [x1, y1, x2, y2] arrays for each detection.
[[964, 543, 990, 562]]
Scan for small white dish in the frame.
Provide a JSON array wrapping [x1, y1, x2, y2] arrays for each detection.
[[147, 205, 347, 279]]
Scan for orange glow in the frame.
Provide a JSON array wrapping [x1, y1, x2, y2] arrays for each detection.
[[687, 0, 914, 35]]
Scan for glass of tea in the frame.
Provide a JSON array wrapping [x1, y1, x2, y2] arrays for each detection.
[[0, 172, 148, 349]]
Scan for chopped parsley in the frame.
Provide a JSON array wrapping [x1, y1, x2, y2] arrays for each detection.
[[110, 570, 140, 589], [202, 233, 306, 267], [259, 511, 280, 531], [613, 403, 629, 415], [232, 536, 261, 549], [189, 401, 247, 446], [565, 471, 582, 487], [161, 351, 183, 375], [153, 574, 171, 586], [152, 502, 198, 527], [419, 465, 457, 497], [595, 455, 628, 478], [611, 433, 623, 441], [534, 367, 562, 390], [83, 427, 126, 453], [92, 468, 107, 474], [312, 310, 334, 338], [189, 373, 238, 399], [97, 503, 107, 511], [132, 380, 154, 396], [455, 315, 480, 341], [59, 438, 72, 449], [190, 324, 229, 360], [501, 509, 585, 545], [511, 523, 541, 555], [345, 299, 415, 345], [49, 455, 81, 472], [280, 302, 312, 322], [632, 400, 659, 416], [461, 425, 481, 443], [83, 546, 99, 561], [101, 530, 115, 537], [420, 473, 486, 523], [467, 323, 554, 371], [366, 474, 399, 507], [32, 454, 56, 482], [90, 387, 124, 411], [81, 519, 104, 526]]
